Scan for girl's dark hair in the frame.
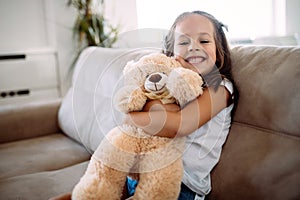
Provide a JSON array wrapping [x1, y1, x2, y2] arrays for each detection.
[[162, 10, 234, 91]]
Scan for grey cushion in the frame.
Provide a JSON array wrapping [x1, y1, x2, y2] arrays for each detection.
[[58, 47, 158, 152]]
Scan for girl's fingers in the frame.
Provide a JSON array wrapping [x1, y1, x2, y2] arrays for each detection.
[[175, 56, 196, 71], [175, 55, 186, 65]]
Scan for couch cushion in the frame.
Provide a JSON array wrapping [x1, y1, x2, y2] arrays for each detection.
[[231, 46, 300, 137], [58, 47, 158, 152], [0, 99, 61, 143], [0, 161, 89, 200], [0, 133, 90, 179], [207, 45, 300, 200], [209, 122, 300, 200]]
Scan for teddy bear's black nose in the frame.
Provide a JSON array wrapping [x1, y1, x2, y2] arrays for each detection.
[[148, 74, 162, 83]]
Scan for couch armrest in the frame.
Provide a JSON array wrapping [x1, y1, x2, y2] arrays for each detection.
[[0, 99, 62, 143]]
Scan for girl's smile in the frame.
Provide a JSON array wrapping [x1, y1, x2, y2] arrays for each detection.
[[185, 55, 207, 65]]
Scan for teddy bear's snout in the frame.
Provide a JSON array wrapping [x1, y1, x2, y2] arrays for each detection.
[[149, 74, 162, 83], [144, 72, 168, 94]]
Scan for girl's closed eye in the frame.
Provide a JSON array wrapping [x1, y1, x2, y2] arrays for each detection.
[[200, 40, 210, 44], [178, 41, 189, 45], [177, 39, 190, 46], [176, 35, 190, 46], [198, 37, 211, 44]]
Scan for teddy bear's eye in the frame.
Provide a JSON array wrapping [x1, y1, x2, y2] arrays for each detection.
[[146, 74, 149, 78]]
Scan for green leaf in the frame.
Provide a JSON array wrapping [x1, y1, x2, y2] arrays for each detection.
[[67, 0, 121, 70]]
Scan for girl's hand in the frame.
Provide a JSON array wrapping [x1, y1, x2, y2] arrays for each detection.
[[175, 56, 198, 73]]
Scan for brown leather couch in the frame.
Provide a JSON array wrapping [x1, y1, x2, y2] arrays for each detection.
[[0, 45, 299, 200]]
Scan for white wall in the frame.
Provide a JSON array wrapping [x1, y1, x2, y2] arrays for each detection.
[[48, 0, 77, 94], [106, 0, 138, 33], [0, 0, 49, 53], [0, 0, 138, 97]]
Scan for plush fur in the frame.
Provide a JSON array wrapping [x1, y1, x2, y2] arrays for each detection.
[[72, 53, 204, 200]]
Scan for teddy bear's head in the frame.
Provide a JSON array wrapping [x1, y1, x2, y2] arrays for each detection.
[[122, 53, 180, 90], [115, 53, 204, 113]]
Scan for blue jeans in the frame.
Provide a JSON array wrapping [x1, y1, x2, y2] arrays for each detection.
[[178, 182, 196, 200], [126, 177, 198, 200]]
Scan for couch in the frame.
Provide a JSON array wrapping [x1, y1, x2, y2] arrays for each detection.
[[0, 45, 299, 200]]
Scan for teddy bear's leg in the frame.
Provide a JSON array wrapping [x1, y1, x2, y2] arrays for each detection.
[[72, 156, 128, 200], [132, 159, 183, 200]]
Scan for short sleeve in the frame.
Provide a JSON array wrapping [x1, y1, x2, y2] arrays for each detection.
[[220, 78, 234, 99]]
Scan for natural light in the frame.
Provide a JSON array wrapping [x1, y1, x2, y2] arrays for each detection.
[[136, 0, 286, 40]]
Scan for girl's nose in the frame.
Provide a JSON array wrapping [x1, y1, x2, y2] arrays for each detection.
[[188, 40, 200, 52]]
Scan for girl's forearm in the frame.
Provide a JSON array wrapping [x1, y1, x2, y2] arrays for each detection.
[[127, 110, 181, 138], [127, 103, 201, 138], [125, 96, 204, 138]]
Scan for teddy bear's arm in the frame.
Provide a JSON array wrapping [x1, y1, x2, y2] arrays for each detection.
[[114, 86, 148, 113]]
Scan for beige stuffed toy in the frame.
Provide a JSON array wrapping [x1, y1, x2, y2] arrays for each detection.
[[72, 53, 204, 200]]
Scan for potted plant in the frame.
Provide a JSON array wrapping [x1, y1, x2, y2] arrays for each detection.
[[68, 0, 119, 65]]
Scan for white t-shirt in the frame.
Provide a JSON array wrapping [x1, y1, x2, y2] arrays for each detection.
[[182, 78, 234, 196]]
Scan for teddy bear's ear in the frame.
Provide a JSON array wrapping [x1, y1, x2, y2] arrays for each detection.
[[122, 59, 145, 86], [123, 60, 135, 75]]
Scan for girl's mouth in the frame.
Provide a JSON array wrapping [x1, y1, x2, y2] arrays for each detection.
[[185, 56, 206, 65]]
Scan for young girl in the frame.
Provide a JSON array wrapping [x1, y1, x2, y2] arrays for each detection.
[[124, 10, 236, 200], [50, 10, 236, 200]]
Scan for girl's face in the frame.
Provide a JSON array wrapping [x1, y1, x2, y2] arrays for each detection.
[[174, 14, 217, 75]]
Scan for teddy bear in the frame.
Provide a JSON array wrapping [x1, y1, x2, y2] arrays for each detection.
[[71, 53, 204, 200]]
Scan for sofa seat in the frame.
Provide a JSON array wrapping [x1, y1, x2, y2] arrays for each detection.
[[0, 131, 91, 200], [0, 100, 91, 200], [0, 161, 89, 200], [0, 133, 90, 180]]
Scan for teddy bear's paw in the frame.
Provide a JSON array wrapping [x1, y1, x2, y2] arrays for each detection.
[[114, 86, 147, 113], [167, 68, 204, 107]]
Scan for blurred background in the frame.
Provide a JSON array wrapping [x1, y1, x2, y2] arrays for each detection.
[[0, 0, 299, 105]]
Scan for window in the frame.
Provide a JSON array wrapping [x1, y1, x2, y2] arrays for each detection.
[[136, 0, 286, 41]]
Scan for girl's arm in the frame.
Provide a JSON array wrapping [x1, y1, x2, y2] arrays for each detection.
[[124, 85, 230, 138]]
